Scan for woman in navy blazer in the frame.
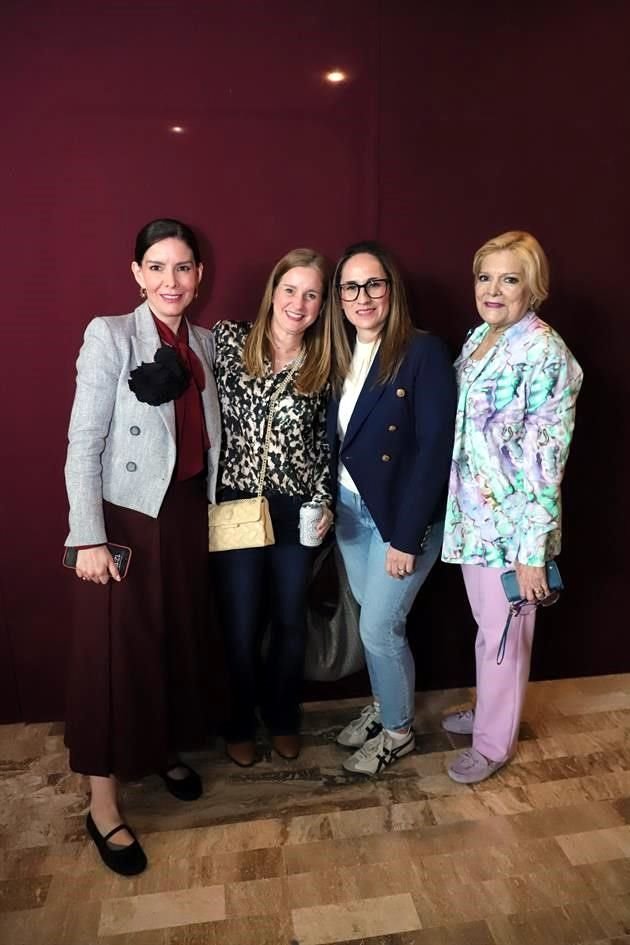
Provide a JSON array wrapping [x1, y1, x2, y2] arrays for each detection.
[[328, 241, 456, 775]]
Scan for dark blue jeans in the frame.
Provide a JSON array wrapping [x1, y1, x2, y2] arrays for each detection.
[[212, 492, 315, 741]]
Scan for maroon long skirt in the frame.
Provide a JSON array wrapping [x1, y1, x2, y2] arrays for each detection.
[[64, 477, 210, 780]]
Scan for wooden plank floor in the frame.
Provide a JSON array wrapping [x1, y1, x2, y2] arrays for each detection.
[[3, 675, 630, 944]]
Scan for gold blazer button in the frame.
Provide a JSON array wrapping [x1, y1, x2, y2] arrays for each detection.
[[381, 454, 391, 462], [396, 388, 406, 398]]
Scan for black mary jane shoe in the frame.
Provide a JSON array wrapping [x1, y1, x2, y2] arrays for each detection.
[[159, 763, 203, 801], [86, 812, 147, 876]]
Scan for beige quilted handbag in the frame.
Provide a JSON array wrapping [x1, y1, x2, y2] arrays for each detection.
[[208, 496, 274, 552], [208, 350, 305, 552]]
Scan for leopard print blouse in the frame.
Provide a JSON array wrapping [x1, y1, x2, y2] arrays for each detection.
[[213, 321, 331, 504]]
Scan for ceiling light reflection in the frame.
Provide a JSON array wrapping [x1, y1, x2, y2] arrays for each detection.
[[325, 70, 346, 83]]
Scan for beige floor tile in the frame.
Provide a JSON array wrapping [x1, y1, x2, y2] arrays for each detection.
[[327, 805, 392, 841], [345, 857, 416, 901], [291, 892, 421, 944], [287, 867, 348, 909], [557, 824, 630, 865], [405, 811, 522, 860], [473, 787, 534, 818], [99, 885, 225, 936], [330, 921, 498, 944], [508, 799, 624, 840], [164, 923, 218, 944], [482, 864, 592, 915], [576, 857, 630, 897], [439, 836, 571, 884], [211, 914, 288, 945], [567, 895, 630, 941], [411, 878, 491, 928], [224, 875, 285, 917], [526, 769, 630, 812], [487, 905, 593, 945], [553, 691, 630, 716], [390, 800, 436, 831], [0, 841, 87, 881], [284, 830, 410, 876], [284, 811, 336, 845], [195, 846, 283, 884], [427, 792, 501, 825], [36, 899, 102, 945]]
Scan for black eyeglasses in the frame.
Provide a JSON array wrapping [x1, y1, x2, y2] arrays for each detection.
[[337, 278, 390, 302]]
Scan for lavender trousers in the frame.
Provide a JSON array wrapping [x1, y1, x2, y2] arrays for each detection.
[[462, 564, 537, 764]]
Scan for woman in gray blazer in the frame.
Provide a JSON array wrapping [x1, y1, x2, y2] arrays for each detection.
[[63, 219, 221, 876]]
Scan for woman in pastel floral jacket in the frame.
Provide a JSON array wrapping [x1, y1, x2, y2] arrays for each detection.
[[441, 231, 583, 784]]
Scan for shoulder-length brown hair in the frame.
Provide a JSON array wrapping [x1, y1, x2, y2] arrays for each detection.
[[329, 241, 414, 394], [242, 248, 331, 394]]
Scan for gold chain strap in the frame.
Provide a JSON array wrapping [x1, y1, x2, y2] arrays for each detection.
[[255, 349, 305, 497]]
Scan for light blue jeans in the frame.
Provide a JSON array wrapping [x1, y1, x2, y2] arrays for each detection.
[[335, 484, 443, 730]]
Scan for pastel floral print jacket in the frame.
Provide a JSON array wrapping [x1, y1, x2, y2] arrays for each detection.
[[442, 312, 583, 568]]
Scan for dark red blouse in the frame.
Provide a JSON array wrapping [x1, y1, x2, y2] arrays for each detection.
[[154, 316, 210, 481]]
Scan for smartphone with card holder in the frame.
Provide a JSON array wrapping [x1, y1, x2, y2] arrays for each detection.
[[501, 559, 563, 605], [62, 544, 132, 579]]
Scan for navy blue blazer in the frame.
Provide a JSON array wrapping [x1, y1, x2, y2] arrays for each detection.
[[327, 331, 457, 555]]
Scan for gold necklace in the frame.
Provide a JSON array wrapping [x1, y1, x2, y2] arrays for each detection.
[[272, 344, 303, 372]]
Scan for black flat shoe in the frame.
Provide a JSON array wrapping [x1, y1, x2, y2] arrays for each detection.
[[86, 812, 147, 876], [159, 763, 202, 801]]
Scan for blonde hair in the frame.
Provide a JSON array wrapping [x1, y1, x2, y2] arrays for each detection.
[[473, 230, 550, 311], [329, 241, 414, 395], [242, 248, 332, 394]]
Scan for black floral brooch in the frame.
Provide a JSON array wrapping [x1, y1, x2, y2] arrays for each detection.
[[128, 346, 190, 406]]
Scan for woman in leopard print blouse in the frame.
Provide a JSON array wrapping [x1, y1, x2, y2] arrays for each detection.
[[212, 248, 334, 766]]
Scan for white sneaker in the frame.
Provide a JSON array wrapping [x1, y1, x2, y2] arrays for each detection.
[[343, 728, 415, 775], [336, 704, 382, 748], [442, 709, 474, 735]]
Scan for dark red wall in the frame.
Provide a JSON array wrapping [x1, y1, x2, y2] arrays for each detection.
[[1, 0, 627, 721]]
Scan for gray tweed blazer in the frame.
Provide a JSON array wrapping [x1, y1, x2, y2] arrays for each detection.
[[64, 302, 221, 546]]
